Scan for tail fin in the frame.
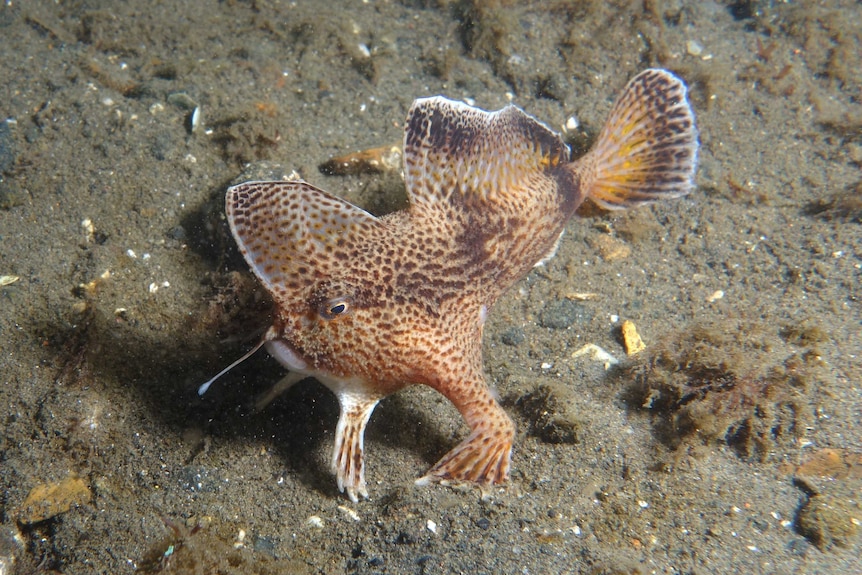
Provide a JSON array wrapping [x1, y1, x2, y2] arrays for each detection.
[[580, 69, 698, 210]]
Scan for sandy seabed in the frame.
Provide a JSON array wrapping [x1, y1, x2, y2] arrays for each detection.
[[0, 1, 859, 573]]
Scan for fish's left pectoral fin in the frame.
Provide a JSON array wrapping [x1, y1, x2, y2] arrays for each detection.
[[417, 424, 513, 489], [418, 374, 514, 490], [331, 391, 381, 502]]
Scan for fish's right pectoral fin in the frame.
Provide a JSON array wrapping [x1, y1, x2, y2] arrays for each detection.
[[226, 180, 384, 301], [581, 68, 699, 210]]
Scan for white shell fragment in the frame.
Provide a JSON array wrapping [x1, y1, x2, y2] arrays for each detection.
[[189, 106, 201, 133], [571, 344, 619, 369], [167, 92, 201, 134], [686, 40, 704, 56], [337, 505, 360, 522], [81, 218, 95, 242]]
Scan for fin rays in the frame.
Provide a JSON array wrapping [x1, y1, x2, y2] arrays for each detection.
[[403, 97, 571, 209], [227, 181, 382, 301], [581, 68, 699, 209]]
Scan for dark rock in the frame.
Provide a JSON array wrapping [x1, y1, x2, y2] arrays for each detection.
[[0, 121, 14, 174], [168, 225, 187, 241], [500, 327, 526, 346], [516, 381, 582, 444], [539, 299, 593, 329]]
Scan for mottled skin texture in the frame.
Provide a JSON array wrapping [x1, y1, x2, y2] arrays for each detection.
[[221, 69, 699, 501]]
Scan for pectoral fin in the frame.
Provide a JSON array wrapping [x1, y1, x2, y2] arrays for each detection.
[[226, 181, 383, 299]]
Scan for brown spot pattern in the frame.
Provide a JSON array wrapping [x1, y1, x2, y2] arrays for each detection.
[[225, 68, 698, 499]]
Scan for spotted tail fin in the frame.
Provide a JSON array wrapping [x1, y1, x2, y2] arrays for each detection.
[[580, 69, 698, 209]]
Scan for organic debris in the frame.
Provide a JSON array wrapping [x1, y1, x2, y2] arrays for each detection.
[[805, 181, 862, 223], [138, 517, 311, 574], [319, 144, 401, 176], [622, 320, 824, 460], [797, 493, 860, 551], [794, 448, 862, 481]]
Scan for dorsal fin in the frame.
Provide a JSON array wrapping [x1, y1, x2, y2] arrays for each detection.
[[402, 97, 571, 209], [226, 181, 383, 301]]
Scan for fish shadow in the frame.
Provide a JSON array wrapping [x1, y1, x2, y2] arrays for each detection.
[[31, 179, 453, 501], [234, 372, 457, 497], [35, 273, 455, 502]]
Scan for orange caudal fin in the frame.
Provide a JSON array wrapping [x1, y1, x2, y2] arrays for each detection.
[[579, 68, 698, 209]]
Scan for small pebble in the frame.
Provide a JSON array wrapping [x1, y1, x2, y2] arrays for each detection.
[[686, 39, 704, 56], [168, 225, 187, 241], [253, 535, 277, 555], [500, 327, 526, 346], [17, 475, 91, 524]]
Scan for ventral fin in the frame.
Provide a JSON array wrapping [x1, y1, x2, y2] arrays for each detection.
[[402, 97, 571, 209], [226, 181, 383, 301]]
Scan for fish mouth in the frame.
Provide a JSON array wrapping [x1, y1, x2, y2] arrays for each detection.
[[265, 339, 309, 372]]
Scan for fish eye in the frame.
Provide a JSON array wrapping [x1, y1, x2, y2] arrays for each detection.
[[319, 297, 352, 320]]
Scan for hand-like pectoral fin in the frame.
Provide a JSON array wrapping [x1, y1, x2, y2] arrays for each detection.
[[417, 374, 514, 490], [331, 390, 380, 502], [417, 424, 513, 488]]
